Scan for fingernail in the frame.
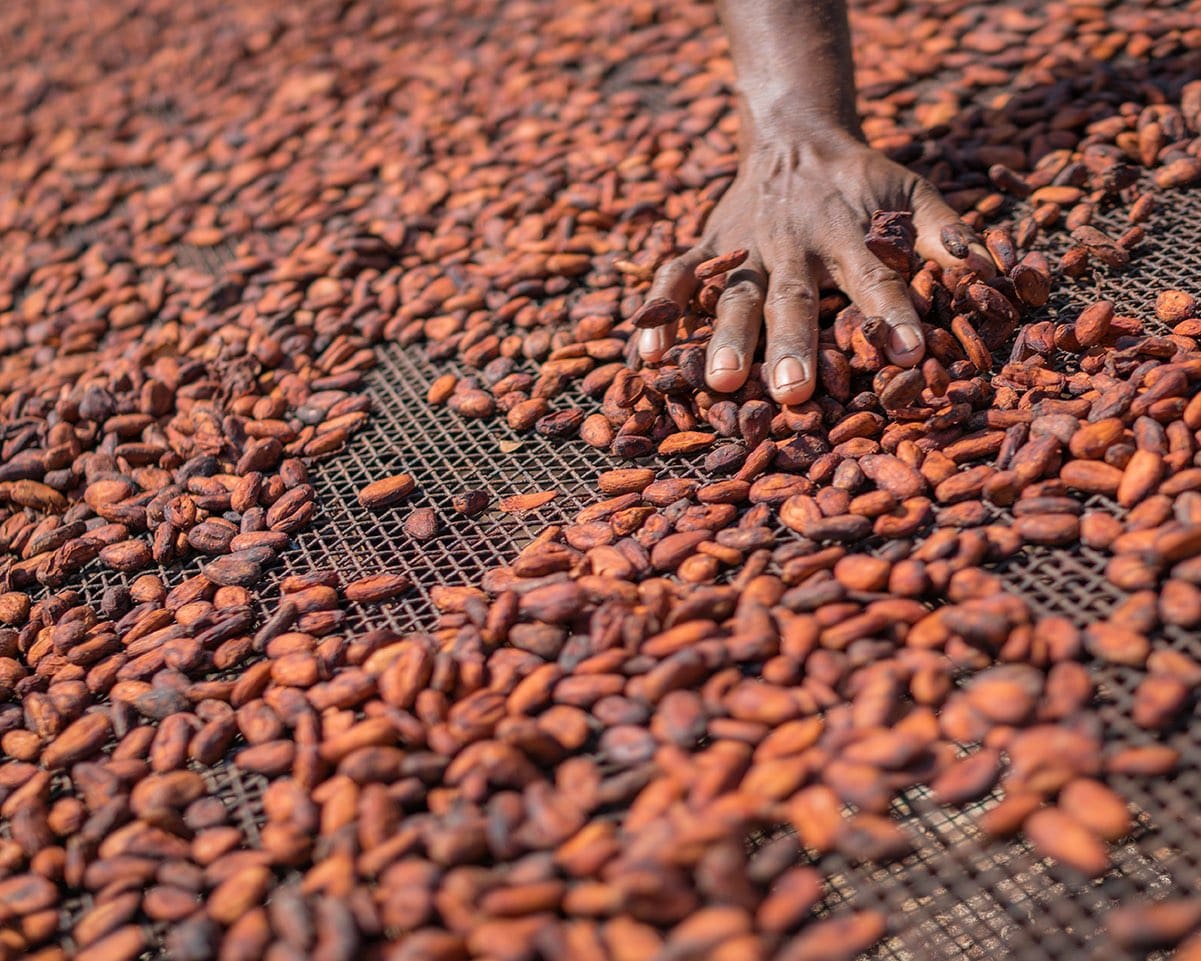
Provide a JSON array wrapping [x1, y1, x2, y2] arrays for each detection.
[[889, 325, 923, 356], [710, 346, 740, 372], [772, 356, 808, 391], [639, 328, 663, 356]]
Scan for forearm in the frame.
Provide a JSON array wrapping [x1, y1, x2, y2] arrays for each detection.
[[716, 0, 861, 147]]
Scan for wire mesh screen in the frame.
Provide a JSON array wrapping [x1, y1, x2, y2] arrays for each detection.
[[43, 180, 1201, 961], [5, 0, 1201, 957]]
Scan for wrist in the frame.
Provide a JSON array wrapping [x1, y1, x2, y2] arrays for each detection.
[[740, 105, 865, 161], [738, 96, 863, 154]]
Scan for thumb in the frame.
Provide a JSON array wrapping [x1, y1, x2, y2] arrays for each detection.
[[911, 179, 996, 278]]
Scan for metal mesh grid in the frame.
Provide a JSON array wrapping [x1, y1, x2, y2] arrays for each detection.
[[39, 182, 1201, 960], [822, 185, 1201, 961], [6, 3, 1201, 955], [281, 345, 619, 635], [306, 186, 1201, 961]]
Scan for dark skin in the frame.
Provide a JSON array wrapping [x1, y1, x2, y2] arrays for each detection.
[[638, 0, 995, 404]]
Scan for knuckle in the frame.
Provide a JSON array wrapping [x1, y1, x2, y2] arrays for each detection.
[[653, 259, 689, 285], [718, 281, 763, 313], [858, 260, 903, 300], [766, 279, 816, 309], [912, 175, 941, 204], [818, 194, 855, 227], [913, 174, 936, 196]]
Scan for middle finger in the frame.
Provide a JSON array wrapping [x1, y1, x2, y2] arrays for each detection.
[[705, 262, 767, 394]]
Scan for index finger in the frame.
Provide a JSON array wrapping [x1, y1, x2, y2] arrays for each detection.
[[636, 246, 711, 362]]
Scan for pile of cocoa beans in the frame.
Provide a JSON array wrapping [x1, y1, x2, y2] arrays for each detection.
[[4, 0, 1201, 959]]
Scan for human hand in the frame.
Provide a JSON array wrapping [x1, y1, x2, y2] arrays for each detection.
[[637, 130, 995, 404]]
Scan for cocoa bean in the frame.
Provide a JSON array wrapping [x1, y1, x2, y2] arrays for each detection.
[[1024, 807, 1111, 877], [358, 475, 417, 510], [344, 574, 412, 604]]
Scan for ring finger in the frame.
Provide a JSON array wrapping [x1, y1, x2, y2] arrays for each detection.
[[705, 261, 767, 394]]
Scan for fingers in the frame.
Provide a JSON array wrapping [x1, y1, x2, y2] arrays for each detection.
[[832, 244, 925, 367], [761, 262, 820, 404], [910, 180, 996, 278], [637, 247, 710, 362], [705, 263, 766, 394], [637, 315, 676, 363]]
